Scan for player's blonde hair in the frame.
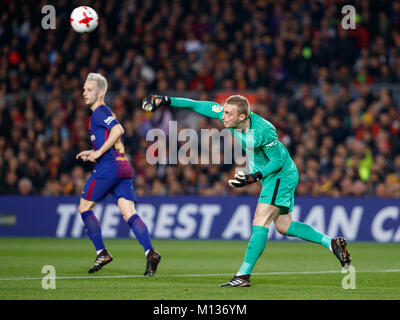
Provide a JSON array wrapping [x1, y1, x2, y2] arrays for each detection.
[[226, 95, 250, 119], [85, 72, 108, 95]]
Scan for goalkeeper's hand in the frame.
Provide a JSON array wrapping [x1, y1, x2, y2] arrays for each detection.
[[228, 171, 262, 188], [142, 95, 171, 112]]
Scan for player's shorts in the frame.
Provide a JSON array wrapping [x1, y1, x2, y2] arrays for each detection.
[[258, 168, 299, 214], [81, 176, 137, 204]]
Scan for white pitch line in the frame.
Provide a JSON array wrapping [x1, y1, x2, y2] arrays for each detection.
[[0, 269, 399, 281]]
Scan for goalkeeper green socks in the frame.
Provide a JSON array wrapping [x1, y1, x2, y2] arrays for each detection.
[[237, 225, 269, 276], [235, 222, 332, 276], [285, 221, 332, 251]]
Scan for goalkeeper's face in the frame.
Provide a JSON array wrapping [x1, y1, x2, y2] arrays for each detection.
[[221, 103, 247, 129], [83, 80, 102, 106]]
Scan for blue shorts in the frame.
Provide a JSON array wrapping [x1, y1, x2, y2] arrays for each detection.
[[81, 176, 137, 204]]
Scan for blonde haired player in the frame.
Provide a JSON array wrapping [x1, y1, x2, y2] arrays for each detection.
[[76, 73, 161, 275]]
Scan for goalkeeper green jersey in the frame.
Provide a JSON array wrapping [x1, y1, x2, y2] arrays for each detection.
[[170, 97, 297, 179], [170, 97, 299, 211]]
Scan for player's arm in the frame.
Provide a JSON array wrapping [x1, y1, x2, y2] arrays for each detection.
[[76, 149, 94, 161], [259, 140, 286, 178], [229, 133, 285, 188], [89, 124, 124, 161], [142, 95, 223, 120]]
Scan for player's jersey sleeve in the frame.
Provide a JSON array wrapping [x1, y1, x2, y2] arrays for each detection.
[[95, 107, 119, 131], [257, 129, 287, 178], [170, 97, 223, 121]]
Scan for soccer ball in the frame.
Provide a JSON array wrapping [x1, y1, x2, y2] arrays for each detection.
[[70, 6, 98, 33]]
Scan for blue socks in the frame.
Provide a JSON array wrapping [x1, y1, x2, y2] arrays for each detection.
[[81, 210, 105, 252], [81, 211, 153, 255], [127, 214, 153, 253]]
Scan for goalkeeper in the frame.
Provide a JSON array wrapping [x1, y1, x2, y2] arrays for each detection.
[[142, 94, 351, 287]]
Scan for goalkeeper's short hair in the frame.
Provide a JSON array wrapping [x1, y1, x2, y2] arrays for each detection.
[[226, 95, 250, 119]]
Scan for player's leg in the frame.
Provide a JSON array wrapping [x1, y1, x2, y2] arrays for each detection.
[[275, 211, 332, 250], [114, 179, 161, 276], [117, 197, 153, 255], [78, 197, 104, 253], [79, 176, 113, 273], [220, 203, 279, 287], [222, 172, 300, 287], [269, 169, 330, 249], [237, 203, 278, 275], [274, 197, 351, 268]]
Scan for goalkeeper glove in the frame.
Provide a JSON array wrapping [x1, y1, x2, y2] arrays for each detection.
[[228, 171, 262, 188], [142, 95, 171, 112]]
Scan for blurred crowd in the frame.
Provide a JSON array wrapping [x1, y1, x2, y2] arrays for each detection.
[[0, 0, 399, 197]]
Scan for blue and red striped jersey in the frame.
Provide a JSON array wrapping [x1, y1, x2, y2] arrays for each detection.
[[89, 104, 133, 178]]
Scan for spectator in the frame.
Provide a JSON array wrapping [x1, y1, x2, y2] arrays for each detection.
[[3, 171, 18, 194], [18, 177, 34, 195]]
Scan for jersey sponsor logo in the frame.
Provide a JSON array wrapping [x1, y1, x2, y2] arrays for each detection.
[[90, 134, 96, 141], [212, 104, 223, 113], [265, 140, 277, 148], [104, 116, 116, 125]]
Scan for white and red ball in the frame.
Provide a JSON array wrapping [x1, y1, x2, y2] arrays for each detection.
[[70, 6, 98, 33]]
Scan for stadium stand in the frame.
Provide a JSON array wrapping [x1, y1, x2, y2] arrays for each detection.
[[0, 0, 399, 197]]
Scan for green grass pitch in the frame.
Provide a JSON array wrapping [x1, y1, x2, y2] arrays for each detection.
[[0, 238, 399, 300]]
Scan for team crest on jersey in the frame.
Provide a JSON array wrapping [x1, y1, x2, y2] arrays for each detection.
[[90, 135, 96, 141], [104, 116, 116, 125], [212, 104, 223, 112]]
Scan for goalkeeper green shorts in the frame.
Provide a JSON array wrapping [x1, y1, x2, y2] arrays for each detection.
[[258, 168, 299, 214]]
